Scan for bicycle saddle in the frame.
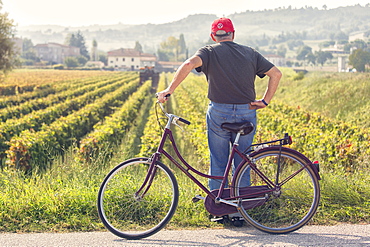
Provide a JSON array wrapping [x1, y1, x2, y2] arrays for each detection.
[[221, 121, 254, 135]]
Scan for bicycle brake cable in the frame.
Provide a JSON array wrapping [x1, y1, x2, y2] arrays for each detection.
[[155, 101, 167, 131]]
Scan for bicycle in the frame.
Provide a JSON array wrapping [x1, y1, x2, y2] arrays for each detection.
[[97, 99, 321, 240]]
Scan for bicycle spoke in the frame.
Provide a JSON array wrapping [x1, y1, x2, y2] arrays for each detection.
[[234, 147, 320, 234], [97, 158, 179, 239]]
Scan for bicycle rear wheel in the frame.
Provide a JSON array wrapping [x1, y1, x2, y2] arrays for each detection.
[[233, 147, 320, 234], [97, 158, 179, 240]]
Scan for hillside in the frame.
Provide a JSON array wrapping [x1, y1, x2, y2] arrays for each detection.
[[15, 4, 370, 53], [255, 69, 370, 129]]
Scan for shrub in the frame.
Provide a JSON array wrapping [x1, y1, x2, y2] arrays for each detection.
[[53, 64, 64, 70], [293, 71, 305, 81]]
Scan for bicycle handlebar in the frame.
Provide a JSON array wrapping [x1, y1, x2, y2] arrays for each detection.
[[177, 117, 191, 125], [156, 97, 191, 126]]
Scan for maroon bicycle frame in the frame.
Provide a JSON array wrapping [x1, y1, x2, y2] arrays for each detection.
[[135, 103, 316, 206], [138, 125, 275, 203]]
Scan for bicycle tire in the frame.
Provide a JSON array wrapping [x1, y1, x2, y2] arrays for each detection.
[[97, 157, 179, 240], [233, 146, 320, 234]]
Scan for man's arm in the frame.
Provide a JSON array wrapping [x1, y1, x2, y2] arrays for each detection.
[[250, 66, 282, 109], [157, 55, 202, 103]]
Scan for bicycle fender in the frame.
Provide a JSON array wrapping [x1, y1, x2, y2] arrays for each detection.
[[246, 146, 321, 181]]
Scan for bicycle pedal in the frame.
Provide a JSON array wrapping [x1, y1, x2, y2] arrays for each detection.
[[210, 216, 223, 222], [192, 195, 205, 203]]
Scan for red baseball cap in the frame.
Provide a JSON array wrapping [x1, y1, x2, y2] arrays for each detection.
[[211, 18, 235, 36]]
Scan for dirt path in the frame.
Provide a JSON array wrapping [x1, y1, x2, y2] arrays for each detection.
[[1, 224, 369, 246]]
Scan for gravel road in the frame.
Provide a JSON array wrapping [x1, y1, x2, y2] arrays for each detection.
[[1, 224, 369, 246]]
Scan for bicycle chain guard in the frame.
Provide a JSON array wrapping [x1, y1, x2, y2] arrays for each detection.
[[204, 186, 269, 216]]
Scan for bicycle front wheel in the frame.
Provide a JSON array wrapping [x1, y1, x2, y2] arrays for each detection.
[[97, 158, 179, 240], [233, 147, 320, 234]]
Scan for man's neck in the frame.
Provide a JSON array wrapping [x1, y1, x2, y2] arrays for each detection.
[[217, 39, 233, 43]]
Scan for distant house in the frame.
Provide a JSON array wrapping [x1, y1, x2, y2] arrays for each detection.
[[34, 43, 80, 64], [107, 48, 156, 70], [265, 54, 285, 67]]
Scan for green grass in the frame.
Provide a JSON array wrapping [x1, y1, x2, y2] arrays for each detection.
[[1, 143, 368, 232], [0, 151, 103, 232], [316, 171, 370, 224]]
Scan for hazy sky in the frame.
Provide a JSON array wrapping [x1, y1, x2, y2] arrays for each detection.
[[2, 0, 370, 27]]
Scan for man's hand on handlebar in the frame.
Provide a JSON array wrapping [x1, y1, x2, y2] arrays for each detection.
[[156, 90, 171, 103]]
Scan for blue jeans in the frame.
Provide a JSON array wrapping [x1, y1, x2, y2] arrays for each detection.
[[206, 101, 256, 191]]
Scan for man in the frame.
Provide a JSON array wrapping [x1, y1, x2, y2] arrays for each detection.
[[157, 17, 281, 223]]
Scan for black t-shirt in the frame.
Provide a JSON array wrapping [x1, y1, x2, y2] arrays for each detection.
[[195, 41, 274, 104]]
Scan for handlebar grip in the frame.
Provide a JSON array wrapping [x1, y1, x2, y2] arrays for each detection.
[[179, 117, 191, 125], [155, 93, 171, 99]]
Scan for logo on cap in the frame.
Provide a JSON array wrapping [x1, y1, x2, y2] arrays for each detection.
[[217, 23, 223, 29]]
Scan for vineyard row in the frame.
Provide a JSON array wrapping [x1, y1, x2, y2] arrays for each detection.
[[0, 74, 136, 122], [0, 74, 139, 159], [0, 72, 148, 170], [0, 70, 113, 96], [79, 80, 152, 162]]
